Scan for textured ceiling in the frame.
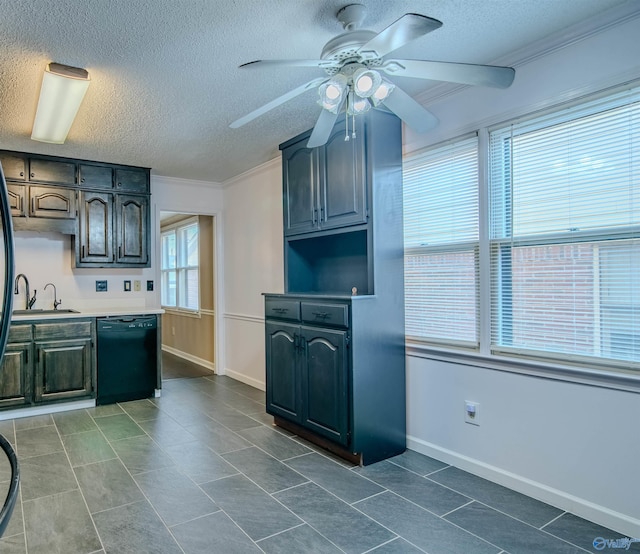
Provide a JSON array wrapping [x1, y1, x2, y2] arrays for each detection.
[[0, 0, 634, 183]]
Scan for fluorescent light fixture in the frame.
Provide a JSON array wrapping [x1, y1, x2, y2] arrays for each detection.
[[31, 62, 90, 144]]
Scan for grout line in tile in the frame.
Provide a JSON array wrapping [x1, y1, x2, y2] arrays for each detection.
[[539, 510, 567, 530]]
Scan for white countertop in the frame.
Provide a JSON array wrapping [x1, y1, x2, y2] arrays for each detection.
[[11, 307, 164, 322]]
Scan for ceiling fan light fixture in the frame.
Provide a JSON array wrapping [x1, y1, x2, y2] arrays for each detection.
[[353, 68, 382, 98], [348, 92, 371, 115], [318, 73, 348, 110], [371, 79, 396, 106]]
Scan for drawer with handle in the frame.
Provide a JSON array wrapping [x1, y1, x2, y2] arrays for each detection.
[[265, 299, 300, 321], [301, 302, 349, 328]]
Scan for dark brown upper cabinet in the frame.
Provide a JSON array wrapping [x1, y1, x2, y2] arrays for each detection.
[[0, 149, 151, 267]]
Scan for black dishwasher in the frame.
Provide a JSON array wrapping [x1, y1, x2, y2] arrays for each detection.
[[96, 315, 158, 405]]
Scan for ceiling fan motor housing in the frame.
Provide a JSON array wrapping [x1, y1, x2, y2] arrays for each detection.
[[321, 30, 381, 75]]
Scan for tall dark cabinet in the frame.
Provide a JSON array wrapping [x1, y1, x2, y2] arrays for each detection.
[[265, 110, 406, 465]]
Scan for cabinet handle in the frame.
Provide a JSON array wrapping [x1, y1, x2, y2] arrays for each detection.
[[117, 182, 122, 188], [320, 206, 324, 220], [313, 208, 317, 225], [19, 171, 24, 177], [30, 172, 35, 179], [312, 311, 329, 319], [31, 197, 35, 214], [81, 178, 85, 183], [119, 246, 122, 259], [82, 245, 85, 258], [272, 307, 288, 314]]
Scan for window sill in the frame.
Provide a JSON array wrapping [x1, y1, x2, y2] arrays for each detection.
[[161, 307, 201, 319], [406, 341, 640, 394]]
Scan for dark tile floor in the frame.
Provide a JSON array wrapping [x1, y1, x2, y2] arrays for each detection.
[[0, 360, 636, 553]]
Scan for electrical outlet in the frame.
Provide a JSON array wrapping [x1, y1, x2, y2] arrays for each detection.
[[464, 401, 480, 425], [134, 280, 141, 291]]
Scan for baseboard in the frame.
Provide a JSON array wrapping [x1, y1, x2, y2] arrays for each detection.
[[223, 367, 265, 391], [407, 435, 640, 539], [0, 399, 96, 421], [162, 345, 215, 372]]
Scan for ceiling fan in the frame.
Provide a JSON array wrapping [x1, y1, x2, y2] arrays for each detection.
[[230, 4, 515, 148]]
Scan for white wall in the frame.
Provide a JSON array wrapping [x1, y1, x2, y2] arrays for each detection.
[[151, 175, 225, 372], [219, 7, 640, 538], [221, 158, 283, 390], [13, 233, 155, 313]]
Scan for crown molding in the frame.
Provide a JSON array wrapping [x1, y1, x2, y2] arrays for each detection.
[[415, 0, 640, 107]]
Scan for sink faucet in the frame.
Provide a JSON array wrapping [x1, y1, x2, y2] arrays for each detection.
[[14, 274, 37, 310], [44, 283, 62, 311]]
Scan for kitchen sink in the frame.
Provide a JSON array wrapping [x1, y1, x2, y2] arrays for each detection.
[[12, 309, 80, 315]]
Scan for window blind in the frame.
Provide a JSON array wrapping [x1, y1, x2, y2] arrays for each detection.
[[489, 88, 640, 369], [403, 135, 479, 346]]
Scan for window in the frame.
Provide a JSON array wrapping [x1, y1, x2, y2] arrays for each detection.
[[490, 88, 639, 370], [161, 218, 199, 311], [403, 136, 479, 347], [404, 85, 640, 376]]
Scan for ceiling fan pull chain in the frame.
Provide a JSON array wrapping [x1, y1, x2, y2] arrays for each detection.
[[344, 100, 350, 141], [352, 113, 356, 139]]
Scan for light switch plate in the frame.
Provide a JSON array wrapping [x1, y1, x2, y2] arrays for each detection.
[[96, 280, 108, 292], [134, 280, 141, 291], [147, 280, 154, 291], [124, 280, 131, 291]]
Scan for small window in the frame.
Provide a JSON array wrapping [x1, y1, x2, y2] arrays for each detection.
[[161, 218, 199, 312]]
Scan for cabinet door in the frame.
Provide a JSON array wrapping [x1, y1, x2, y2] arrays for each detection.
[[115, 194, 149, 265], [0, 152, 27, 181], [0, 343, 32, 408], [283, 144, 318, 236], [79, 164, 113, 189], [29, 158, 76, 185], [29, 186, 76, 219], [7, 184, 25, 217], [78, 191, 114, 264], [319, 120, 367, 231], [115, 168, 148, 192], [266, 321, 301, 422], [300, 325, 349, 446], [34, 338, 92, 402]]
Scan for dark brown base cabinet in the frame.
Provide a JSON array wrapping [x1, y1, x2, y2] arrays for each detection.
[[265, 109, 406, 466], [0, 320, 95, 409]]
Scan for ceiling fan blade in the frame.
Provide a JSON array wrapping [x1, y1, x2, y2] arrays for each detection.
[[229, 77, 327, 129], [382, 59, 515, 88], [381, 86, 438, 133], [358, 14, 442, 60], [240, 59, 340, 70], [307, 102, 344, 148]]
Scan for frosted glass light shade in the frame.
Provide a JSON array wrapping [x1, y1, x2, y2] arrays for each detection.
[[31, 63, 90, 144], [353, 68, 382, 98], [371, 79, 396, 106], [318, 73, 348, 113]]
